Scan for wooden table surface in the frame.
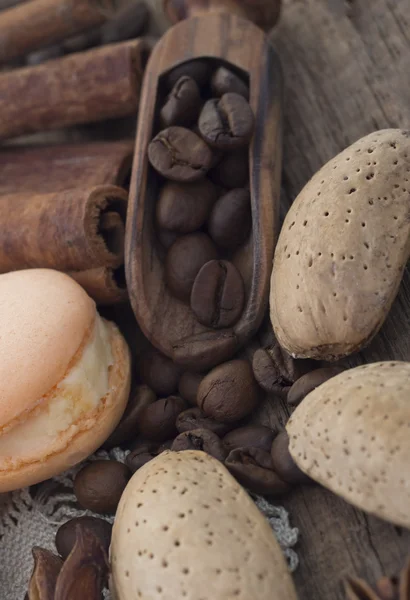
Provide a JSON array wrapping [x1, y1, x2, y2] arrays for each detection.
[[259, 0, 410, 598]]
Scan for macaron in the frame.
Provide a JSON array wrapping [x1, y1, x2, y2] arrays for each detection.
[[0, 269, 131, 492]]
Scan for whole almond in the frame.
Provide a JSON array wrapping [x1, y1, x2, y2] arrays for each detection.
[[110, 451, 298, 600], [287, 361, 410, 527], [270, 129, 410, 360]]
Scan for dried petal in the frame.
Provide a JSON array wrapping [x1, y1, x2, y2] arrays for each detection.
[[54, 525, 108, 600], [345, 577, 381, 600], [28, 547, 63, 600]]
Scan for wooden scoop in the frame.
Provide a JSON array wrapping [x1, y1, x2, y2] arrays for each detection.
[[125, 0, 283, 372]]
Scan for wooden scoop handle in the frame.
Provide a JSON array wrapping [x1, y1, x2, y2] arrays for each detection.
[[163, 0, 281, 31]]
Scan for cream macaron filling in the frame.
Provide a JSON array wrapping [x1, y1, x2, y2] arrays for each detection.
[[0, 314, 113, 471]]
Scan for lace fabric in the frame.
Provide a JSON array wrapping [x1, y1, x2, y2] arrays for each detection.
[[0, 449, 299, 600]]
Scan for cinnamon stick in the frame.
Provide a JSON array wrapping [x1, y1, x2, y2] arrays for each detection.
[[0, 140, 133, 194], [0, 39, 149, 140], [0, 184, 127, 272], [68, 265, 127, 304], [0, 0, 118, 63]]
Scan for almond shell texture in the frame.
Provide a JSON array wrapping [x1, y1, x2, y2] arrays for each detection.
[[270, 129, 410, 360], [110, 450, 298, 600], [287, 361, 410, 528]]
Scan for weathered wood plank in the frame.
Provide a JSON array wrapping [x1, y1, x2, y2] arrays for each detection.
[[259, 1, 410, 597]]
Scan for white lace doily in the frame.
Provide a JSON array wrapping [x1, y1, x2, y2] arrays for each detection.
[[0, 449, 299, 600]]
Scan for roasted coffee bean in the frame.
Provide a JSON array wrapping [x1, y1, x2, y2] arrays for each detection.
[[73, 461, 131, 515], [209, 150, 249, 189], [208, 188, 251, 250], [271, 431, 312, 484], [252, 344, 314, 397], [126, 442, 164, 473], [176, 407, 233, 436], [198, 93, 254, 150], [139, 349, 182, 396], [190, 259, 245, 328], [156, 179, 217, 233], [197, 359, 259, 422], [287, 366, 345, 406], [160, 76, 202, 128], [225, 447, 290, 495], [211, 66, 249, 100], [138, 396, 187, 441], [166, 59, 214, 89], [178, 371, 204, 405], [172, 429, 228, 461], [103, 384, 156, 449], [148, 127, 213, 182], [223, 425, 276, 453], [158, 228, 180, 249], [55, 517, 112, 560], [165, 233, 218, 301]]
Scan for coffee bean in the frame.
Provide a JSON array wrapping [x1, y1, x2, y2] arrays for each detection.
[[209, 150, 249, 189], [176, 407, 233, 436], [225, 448, 290, 495], [172, 429, 228, 461], [103, 384, 156, 449], [157, 228, 180, 249], [138, 396, 187, 441], [55, 517, 112, 560], [148, 127, 213, 182], [208, 188, 251, 250], [223, 425, 276, 453], [287, 366, 345, 406], [211, 66, 249, 100], [160, 76, 202, 128], [125, 442, 164, 473], [178, 372, 204, 405], [139, 349, 182, 396], [271, 431, 312, 484], [156, 179, 217, 233], [198, 93, 254, 150], [166, 59, 213, 89], [73, 461, 131, 515], [252, 344, 314, 397], [165, 233, 218, 301], [190, 260, 245, 329], [197, 359, 259, 422]]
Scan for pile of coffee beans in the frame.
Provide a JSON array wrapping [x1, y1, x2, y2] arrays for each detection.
[[148, 59, 254, 330]]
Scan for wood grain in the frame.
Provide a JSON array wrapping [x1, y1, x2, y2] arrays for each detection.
[[254, 1, 410, 598], [125, 11, 283, 371]]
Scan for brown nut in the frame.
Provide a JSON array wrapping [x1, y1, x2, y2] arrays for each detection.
[[138, 396, 187, 441], [197, 359, 259, 422], [176, 406, 233, 436], [178, 371, 204, 405], [171, 428, 228, 461], [55, 517, 112, 561], [223, 425, 276, 453], [73, 461, 131, 515], [140, 349, 182, 396], [287, 366, 345, 406], [103, 384, 156, 449], [271, 431, 312, 484], [225, 447, 290, 496]]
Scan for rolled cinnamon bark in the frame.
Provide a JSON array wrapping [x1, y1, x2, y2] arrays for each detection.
[[0, 140, 133, 194], [68, 265, 127, 304], [0, 184, 127, 273], [0, 39, 149, 140], [0, 0, 118, 63]]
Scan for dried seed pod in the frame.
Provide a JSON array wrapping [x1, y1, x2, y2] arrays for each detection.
[[55, 517, 112, 560], [28, 547, 63, 600], [54, 525, 108, 600]]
